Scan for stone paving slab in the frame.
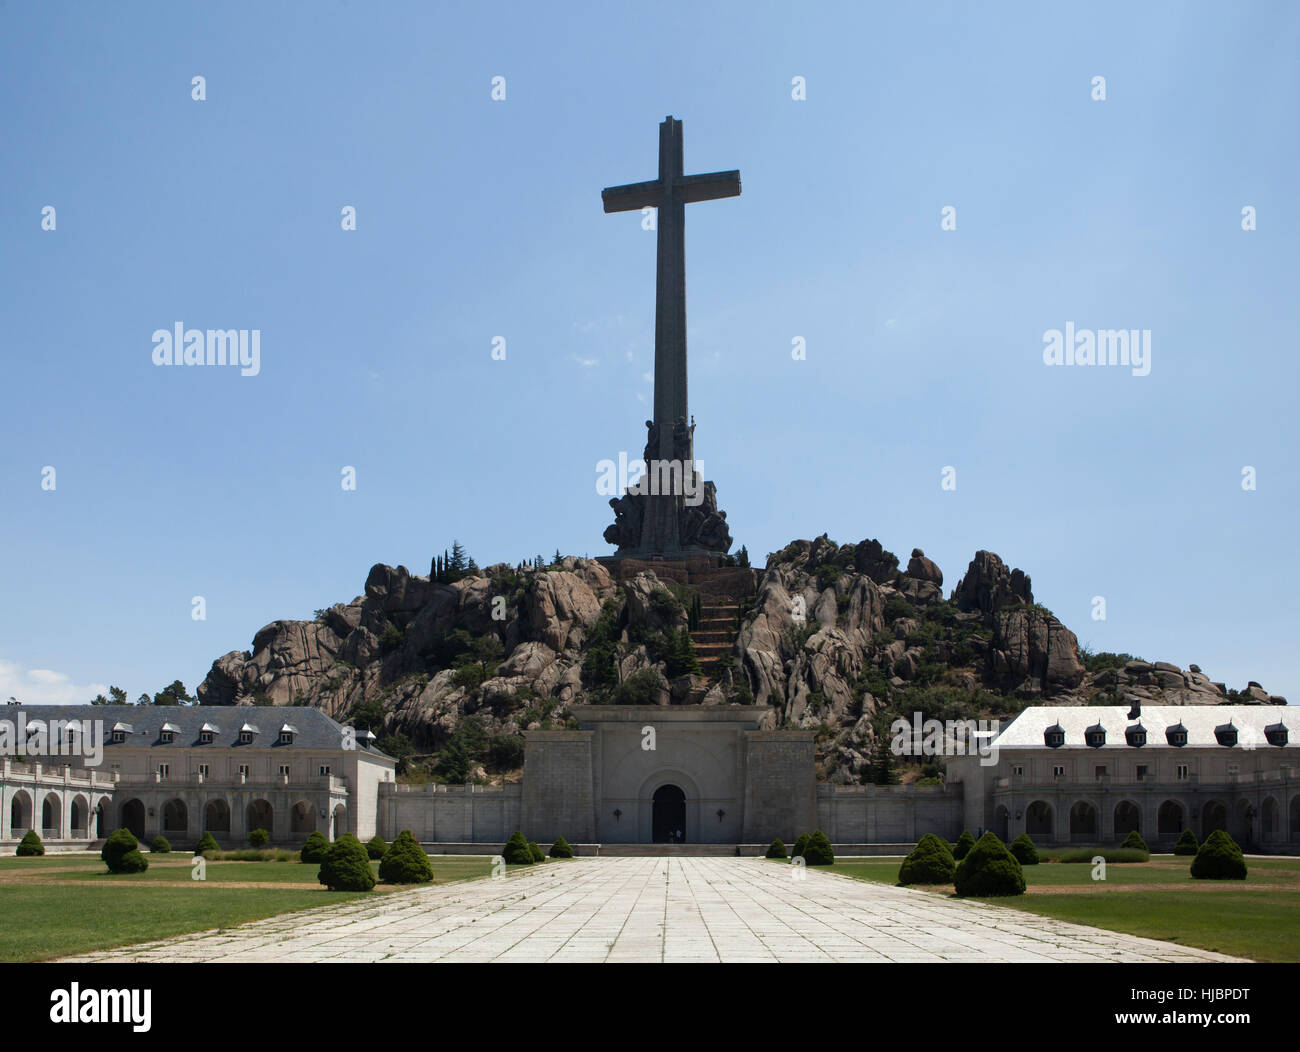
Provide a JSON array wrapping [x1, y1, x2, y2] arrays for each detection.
[[59, 857, 1243, 963]]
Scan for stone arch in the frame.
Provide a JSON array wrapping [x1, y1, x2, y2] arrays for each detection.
[[9, 790, 33, 834], [204, 799, 231, 833], [93, 797, 111, 839], [290, 801, 316, 834], [1157, 799, 1185, 839], [1069, 800, 1098, 842], [1026, 800, 1053, 837], [637, 769, 702, 845], [1113, 800, 1141, 839], [1202, 799, 1227, 838], [70, 794, 91, 839], [1260, 796, 1279, 843], [332, 803, 348, 838], [162, 799, 188, 835], [41, 792, 62, 836], [993, 804, 1010, 842], [246, 799, 273, 837], [1290, 795, 1300, 837], [120, 798, 146, 840]]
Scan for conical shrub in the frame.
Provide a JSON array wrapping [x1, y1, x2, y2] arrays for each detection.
[[802, 830, 834, 866], [952, 830, 976, 860], [299, 831, 329, 863], [502, 831, 533, 865], [1173, 829, 1198, 856], [1120, 829, 1148, 854], [1190, 829, 1247, 880], [1009, 833, 1039, 865], [954, 832, 1025, 897], [766, 839, 787, 860], [318, 834, 375, 891], [898, 833, 955, 885], [379, 830, 434, 884], [16, 830, 44, 857], [549, 837, 574, 859]]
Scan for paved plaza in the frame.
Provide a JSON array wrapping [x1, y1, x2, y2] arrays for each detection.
[[61, 857, 1241, 963]]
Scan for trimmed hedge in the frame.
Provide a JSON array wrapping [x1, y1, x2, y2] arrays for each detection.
[[766, 839, 787, 860], [16, 830, 44, 857], [116, 849, 149, 874], [802, 830, 834, 866], [150, 836, 171, 854], [791, 833, 810, 859], [952, 830, 976, 861], [366, 835, 388, 860], [1173, 829, 1199, 856], [502, 831, 533, 865], [1009, 833, 1039, 865], [549, 837, 574, 859], [1050, 847, 1149, 864], [528, 841, 545, 863], [1190, 829, 1247, 880], [318, 833, 375, 891], [247, 828, 269, 849], [300, 831, 329, 864], [954, 832, 1025, 897], [102, 828, 143, 873], [898, 833, 955, 885], [379, 830, 434, 884], [1120, 830, 1148, 853], [194, 832, 221, 856]]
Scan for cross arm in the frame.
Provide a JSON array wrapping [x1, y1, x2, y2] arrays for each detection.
[[674, 170, 741, 204], [602, 179, 663, 213]]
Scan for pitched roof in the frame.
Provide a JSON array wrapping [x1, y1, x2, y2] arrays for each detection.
[[992, 705, 1295, 750]]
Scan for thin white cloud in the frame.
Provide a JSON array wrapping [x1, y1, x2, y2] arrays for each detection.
[[0, 659, 108, 706], [572, 354, 598, 368]]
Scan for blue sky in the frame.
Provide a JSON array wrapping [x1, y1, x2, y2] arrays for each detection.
[[1, 1, 1296, 707]]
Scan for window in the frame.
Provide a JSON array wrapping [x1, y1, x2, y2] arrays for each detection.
[[200, 731, 213, 744], [1176, 764, 1190, 781], [238, 764, 250, 778], [198, 764, 209, 779], [111, 730, 127, 744], [160, 731, 174, 744], [1012, 764, 1024, 776], [1136, 764, 1148, 782], [1053, 765, 1065, 778], [1227, 762, 1240, 776], [319, 765, 331, 776], [1094, 765, 1107, 781], [279, 764, 290, 777], [158, 764, 169, 779], [1044, 724, 1065, 748], [238, 731, 253, 744]]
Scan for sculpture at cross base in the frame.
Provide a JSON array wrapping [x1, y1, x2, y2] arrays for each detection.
[[599, 116, 739, 559]]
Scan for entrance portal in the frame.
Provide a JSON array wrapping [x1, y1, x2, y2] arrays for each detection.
[[652, 784, 685, 843]]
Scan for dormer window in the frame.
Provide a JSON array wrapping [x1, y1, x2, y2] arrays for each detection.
[[160, 721, 181, 744], [160, 731, 174, 744], [1265, 722, 1289, 748], [1214, 722, 1238, 748], [238, 722, 258, 745], [200, 723, 218, 744], [1166, 722, 1188, 747], [111, 722, 132, 744], [1084, 723, 1106, 749], [1125, 723, 1147, 748], [361, 729, 377, 750], [278, 724, 298, 745], [1044, 723, 1065, 749]]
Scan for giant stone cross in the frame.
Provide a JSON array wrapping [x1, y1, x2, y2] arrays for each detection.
[[600, 117, 739, 559]]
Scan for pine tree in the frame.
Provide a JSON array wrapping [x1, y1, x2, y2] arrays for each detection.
[[553, 548, 562, 566]]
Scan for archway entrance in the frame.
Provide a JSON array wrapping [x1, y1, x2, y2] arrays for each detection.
[[652, 785, 685, 844]]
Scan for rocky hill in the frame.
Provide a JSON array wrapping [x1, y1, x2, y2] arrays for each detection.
[[196, 536, 1286, 784]]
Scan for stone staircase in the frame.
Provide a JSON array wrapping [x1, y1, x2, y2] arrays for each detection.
[[690, 597, 741, 676]]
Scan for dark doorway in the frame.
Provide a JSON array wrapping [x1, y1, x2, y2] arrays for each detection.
[[652, 784, 685, 843]]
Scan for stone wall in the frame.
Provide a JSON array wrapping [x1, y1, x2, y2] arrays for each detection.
[[743, 732, 816, 842], [816, 783, 964, 843], [380, 782, 522, 844], [520, 731, 596, 843]]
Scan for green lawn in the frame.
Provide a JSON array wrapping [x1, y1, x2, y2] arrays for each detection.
[[0, 853, 497, 961], [824, 853, 1300, 962]]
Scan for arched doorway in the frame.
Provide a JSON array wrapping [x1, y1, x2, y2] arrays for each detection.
[[332, 804, 348, 838], [993, 805, 1009, 842], [1114, 801, 1141, 839], [10, 791, 33, 834], [246, 800, 273, 838], [652, 784, 685, 844], [291, 801, 316, 834], [1158, 800, 1184, 839], [120, 799, 146, 840], [1261, 797, 1279, 844], [204, 799, 230, 833], [70, 795, 89, 839], [1202, 800, 1227, 838], [1069, 800, 1097, 842], [162, 799, 188, 836], [1026, 800, 1052, 837], [42, 793, 61, 837], [94, 799, 109, 838]]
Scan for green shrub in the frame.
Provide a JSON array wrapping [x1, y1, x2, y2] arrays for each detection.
[[16, 830, 44, 856], [791, 833, 810, 859], [194, 832, 221, 856], [366, 835, 388, 860], [766, 839, 787, 860], [1190, 829, 1247, 880], [116, 849, 149, 874], [1173, 829, 1199, 856], [379, 830, 434, 884], [898, 833, 956, 885], [502, 831, 533, 865], [954, 832, 1025, 897], [549, 837, 574, 859], [150, 836, 171, 854], [247, 828, 269, 849], [299, 831, 329, 864], [528, 841, 545, 863], [952, 830, 976, 860], [802, 830, 835, 866], [101, 828, 141, 873], [318, 834, 376, 891], [1009, 833, 1039, 865], [1120, 829, 1148, 853]]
